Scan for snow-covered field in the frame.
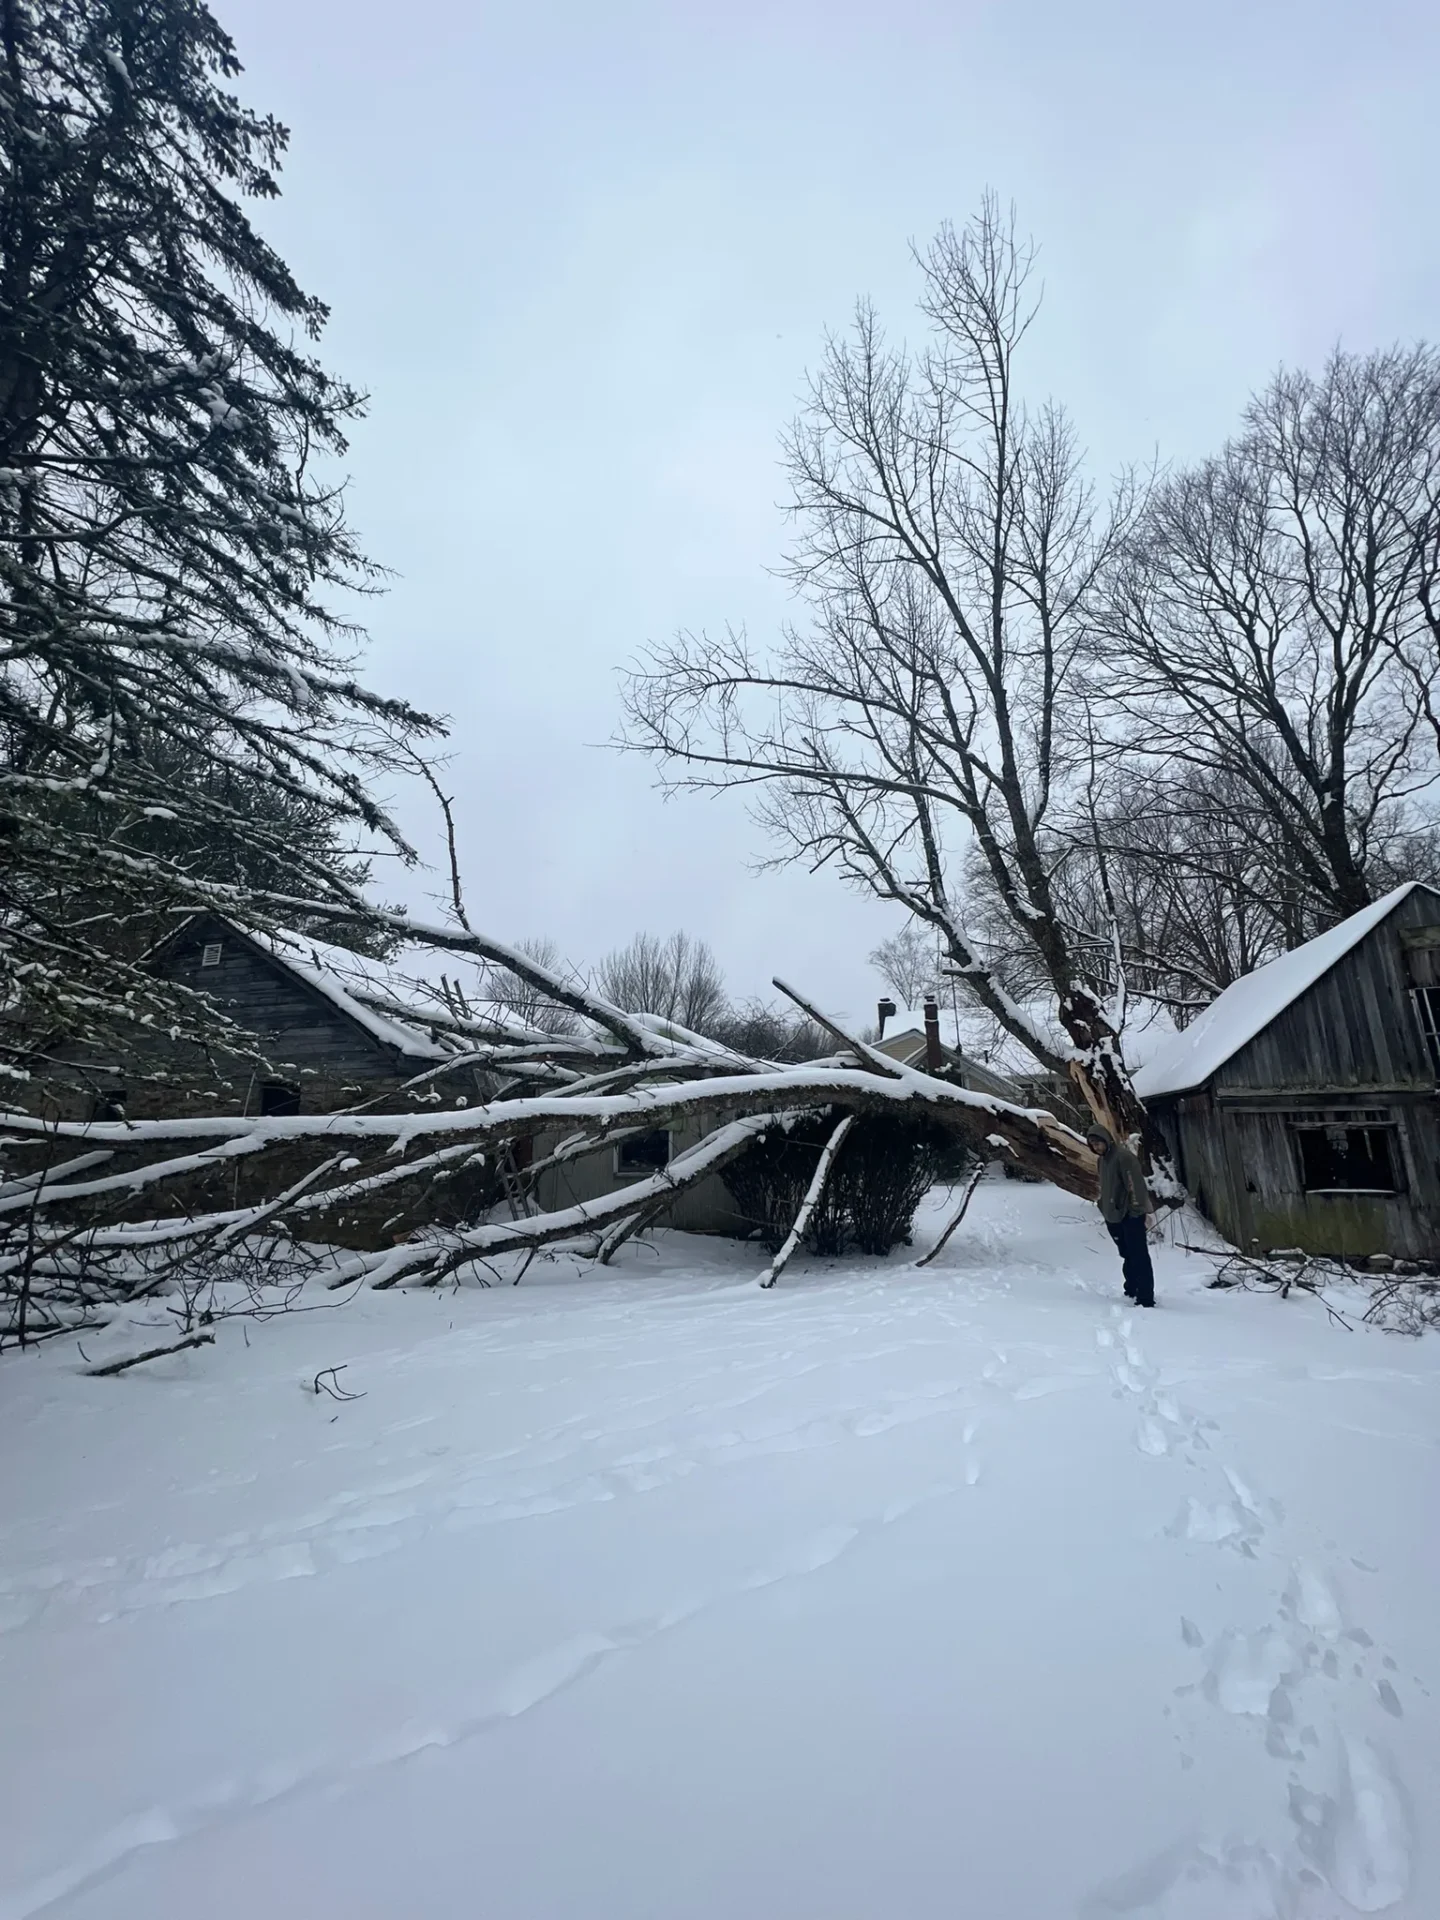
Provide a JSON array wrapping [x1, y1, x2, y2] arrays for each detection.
[[2, 1182, 1436, 1919]]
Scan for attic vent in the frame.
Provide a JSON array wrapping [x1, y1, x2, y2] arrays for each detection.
[[200, 942, 222, 967]]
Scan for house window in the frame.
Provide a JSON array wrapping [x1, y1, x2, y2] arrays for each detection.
[[615, 1129, 670, 1175], [200, 942, 223, 968], [1290, 1114, 1401, 1195], [259, 1080, 301, 1117], [1411, 985, 1440, 1074], [91, 1088, 126, 1122]]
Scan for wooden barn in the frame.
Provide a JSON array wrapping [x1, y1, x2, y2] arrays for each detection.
[[1135, 882, 1440, 1260]]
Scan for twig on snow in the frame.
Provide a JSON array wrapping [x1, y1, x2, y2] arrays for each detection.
[[312, 1365, 364, 1401], [85, 1330, 216, 1376]]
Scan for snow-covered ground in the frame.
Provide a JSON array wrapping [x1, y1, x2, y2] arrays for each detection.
[[2, 1182, 1436, 1919]]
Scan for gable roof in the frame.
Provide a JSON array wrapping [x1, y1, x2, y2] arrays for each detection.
[[1133, 882, 1430, 1101], [155, 914, 453, 1063], [874, 1019, 1025, 1102], [252, 926, 452, 1062]]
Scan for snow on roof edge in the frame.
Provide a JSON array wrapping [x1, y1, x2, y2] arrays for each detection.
[[1133, 882, 1428, 1101], [240, 921, 451, 1062]]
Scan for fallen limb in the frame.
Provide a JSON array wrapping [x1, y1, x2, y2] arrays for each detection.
[[0, 1058, 1093, 1195], [915, 1161, 987, 1268], [0, 1151, 116, 1200], [378, 1114, 780, 1289], [595, 1198, 668, 1265], [771, 979, 906, 1079], [3, 970, 1100, 1312], [84, 1330, 216, 1376]]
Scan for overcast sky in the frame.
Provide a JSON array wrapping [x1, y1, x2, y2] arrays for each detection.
[[224, 0, 1437, 1024]]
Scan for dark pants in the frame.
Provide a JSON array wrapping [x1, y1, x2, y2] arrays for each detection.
[[1106, 1215, 1155, 1307]]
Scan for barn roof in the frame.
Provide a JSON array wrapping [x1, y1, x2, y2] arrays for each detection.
[[1133, 882, 1426, 1101]]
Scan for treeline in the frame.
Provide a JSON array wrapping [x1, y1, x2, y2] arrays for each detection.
[[480, 931, 834, 1060]]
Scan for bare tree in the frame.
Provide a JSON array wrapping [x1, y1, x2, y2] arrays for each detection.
[[1039, 757, 1440, 1025], [709, 999, 834, 1061], [623, 198, 1159, 1156], [870, 924, 940, 1007], [476, 937, 581, 1035], [595, 931, 729, 1035], [1096, 346, 1440, 934]]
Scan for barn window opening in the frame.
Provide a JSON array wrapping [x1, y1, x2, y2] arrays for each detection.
[[1411, 985, 1440, 1074], [1291, 1116, 1400, 1195], [200, 941, 223, 967], [259, 1081, 301, 1117], [615, 1129, 670, 1175]]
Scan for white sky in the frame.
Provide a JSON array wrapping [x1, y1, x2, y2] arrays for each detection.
[[224, 0, 1437, 1026]]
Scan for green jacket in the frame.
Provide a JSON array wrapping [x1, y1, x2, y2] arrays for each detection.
[[1095, 1135, 1151, 1224]]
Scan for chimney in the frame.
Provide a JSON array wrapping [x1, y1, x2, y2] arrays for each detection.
[[877, 997, 896, 1040], [923, 995, 943, 1072]]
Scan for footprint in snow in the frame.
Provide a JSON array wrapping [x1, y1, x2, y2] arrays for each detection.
[[1376, 1679, 1403, 1717], [1282, 1561, 1342, 1640], [1203, 1625, 1296, 1715], [1291, 1733, 1412, 1912], [1166, 1494, 1263, 1554], [743, 1524, 861, 1590], [1136, 1417, 1170, 1457]]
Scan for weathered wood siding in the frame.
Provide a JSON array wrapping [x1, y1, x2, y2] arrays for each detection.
[[155, 915, 412, 1084], [1216, 887, 1440, 1097], [52, 913, 420, 1119], [1162, 887, 1440, 1258]]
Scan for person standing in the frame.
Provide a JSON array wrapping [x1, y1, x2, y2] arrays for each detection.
[[1085, 1124, 1156, 1307]]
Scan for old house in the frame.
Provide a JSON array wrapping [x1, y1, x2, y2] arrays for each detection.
[[873, 997, 1028, 1102], [527, 1108, 752, 1238], [1135, 882, 1440, 1260], [75, 911, 460, 1121], [67, 912, 751, 1239], [35, 913, 492, 1247]]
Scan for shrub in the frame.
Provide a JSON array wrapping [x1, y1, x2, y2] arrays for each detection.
[[721, 1110, 963, 1256]]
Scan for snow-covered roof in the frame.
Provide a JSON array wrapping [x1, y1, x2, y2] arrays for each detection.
[[875, 1014, 1025, 1100], [1134, 883, 1425, 1101], [247, 926, 453, 1062]]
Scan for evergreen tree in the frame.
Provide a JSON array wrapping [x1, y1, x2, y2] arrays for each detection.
[[0, 0, 438, 1085]]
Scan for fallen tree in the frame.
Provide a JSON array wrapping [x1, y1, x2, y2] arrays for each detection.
[[0, 911, 1099, 1325]]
